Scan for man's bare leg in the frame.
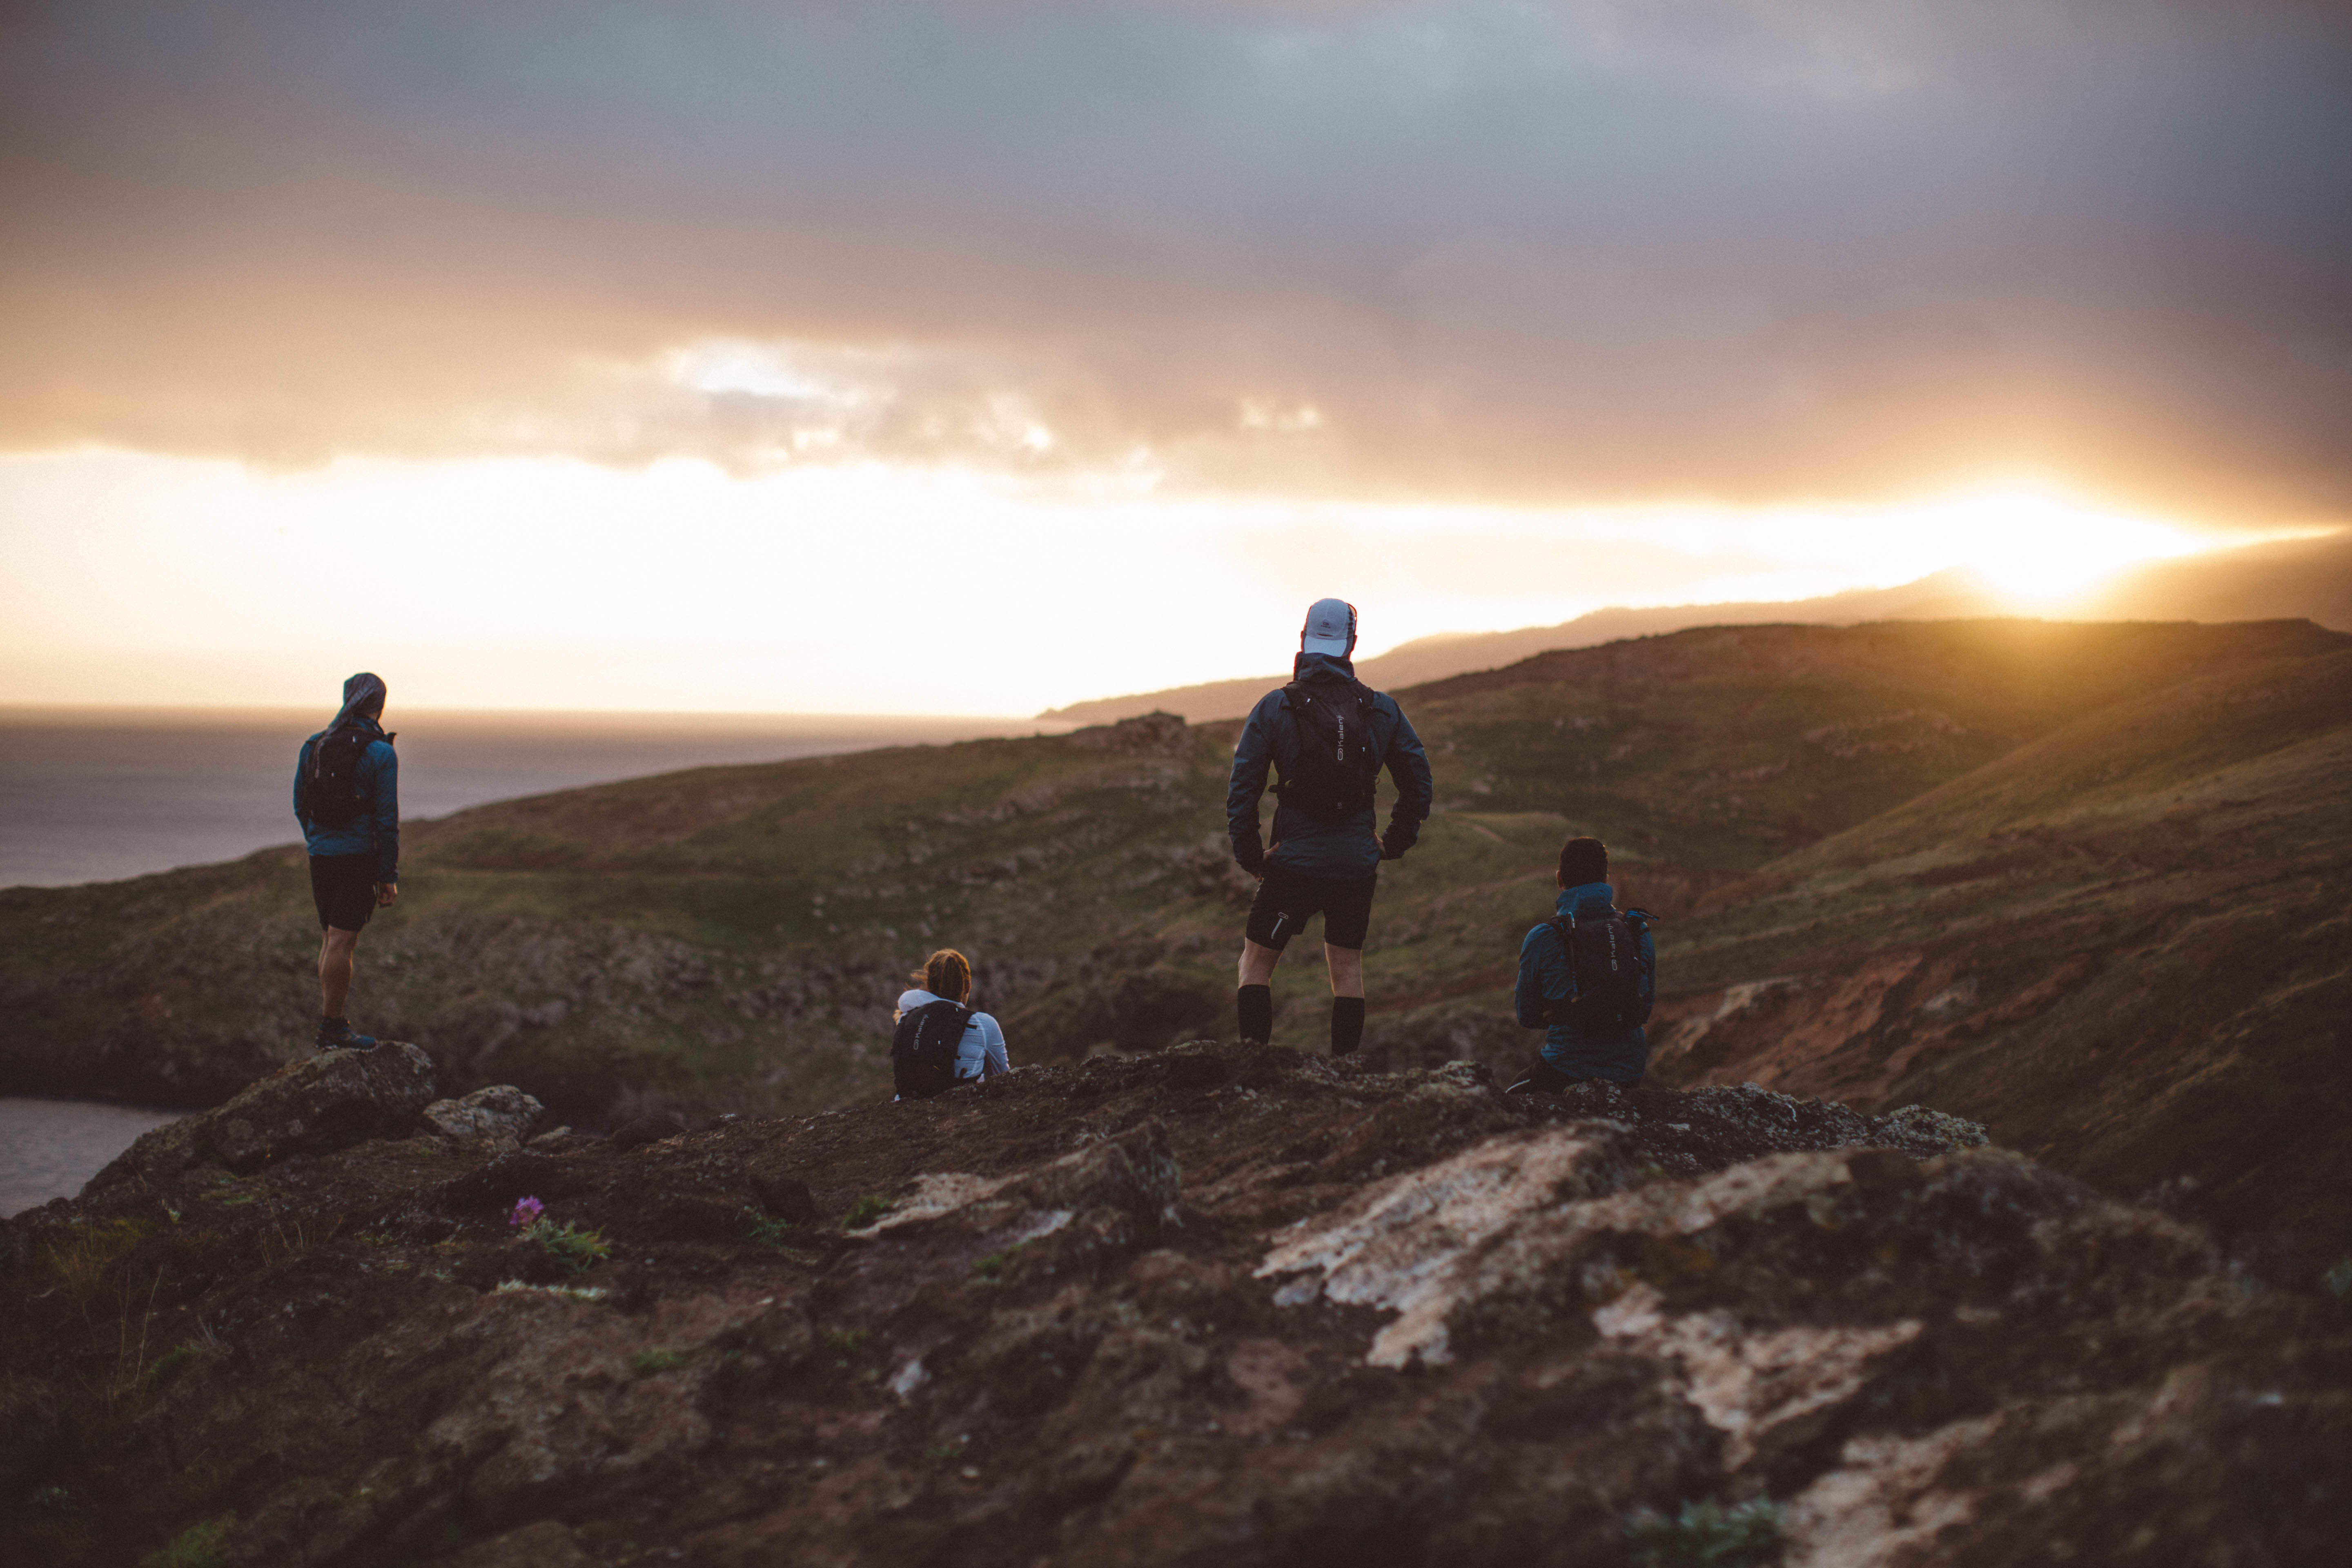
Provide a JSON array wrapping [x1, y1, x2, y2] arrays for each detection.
[[318, 926, 360, 1019], [1324, 942, 1366, 1056], [1323, 943, 1364, 999]]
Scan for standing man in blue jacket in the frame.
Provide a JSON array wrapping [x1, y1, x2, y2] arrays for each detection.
[[1509, 836, 1657, 1091], [1227, 599, 1434, 1055], [293, 673, 400, 1052]]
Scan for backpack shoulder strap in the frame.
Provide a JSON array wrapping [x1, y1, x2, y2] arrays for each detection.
[[1550, 911, 1575, 951]]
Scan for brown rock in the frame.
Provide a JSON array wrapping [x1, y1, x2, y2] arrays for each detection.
[[437, 1519, 592, 1568], [83, 1040, 435, 1189], [423, 1085, 546, 1151]]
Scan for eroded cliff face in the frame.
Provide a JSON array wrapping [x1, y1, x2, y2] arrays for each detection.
[[6, 1040, 2347, 1568]]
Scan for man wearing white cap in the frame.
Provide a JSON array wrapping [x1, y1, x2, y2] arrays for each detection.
[[1225, 598, 1434, 1055]]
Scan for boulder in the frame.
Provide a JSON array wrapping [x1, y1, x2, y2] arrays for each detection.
[[610, 1111, 689, 1152], [423, 1085, 546, 1151], [83, 1042, 436, 1191], [749, 1172, 820, 1225]]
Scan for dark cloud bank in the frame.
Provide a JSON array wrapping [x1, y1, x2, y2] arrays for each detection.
[[3, 0, 2348, 516]]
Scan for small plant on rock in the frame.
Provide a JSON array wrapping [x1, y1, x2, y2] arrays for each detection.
[[1625, 1497, 1786, 1568], [507, 1196, 610, 1275], [970, 1248, 1019, 1283], [144, 1342, 201, 1390], [631, 1348, 694, 1376], [841, 1194, 896, 1231], [745, 1208, 797, 1247], [139, 1511, 236, 1568], [43, 1217, 157, 1308]]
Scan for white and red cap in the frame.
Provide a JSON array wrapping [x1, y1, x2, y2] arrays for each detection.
[[1300, 598, 1358, 657]]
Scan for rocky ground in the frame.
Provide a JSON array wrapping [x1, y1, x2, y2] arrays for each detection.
[[7, 1040, 2348, 1568]]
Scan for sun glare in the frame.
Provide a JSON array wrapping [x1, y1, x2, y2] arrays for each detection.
[[1906, 483, 2207, 605], [0, 450, 2315, 713]]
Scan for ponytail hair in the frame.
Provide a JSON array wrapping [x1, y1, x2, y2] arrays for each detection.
[[913, 949, 972, 1004]]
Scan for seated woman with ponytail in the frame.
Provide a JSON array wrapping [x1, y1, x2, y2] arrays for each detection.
[[891, 949, 1011, 1099]]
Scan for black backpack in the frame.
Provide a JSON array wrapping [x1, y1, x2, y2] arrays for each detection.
[[1543, 905, 1657, 1033], [1273, 678, 1382, 820], [891, 999, 971, 1100], [300, 725, 382, 829]]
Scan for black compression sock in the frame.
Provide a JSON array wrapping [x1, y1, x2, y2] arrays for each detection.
[[1236, 985, 1273, 1044], [1331, 996, 1366, 1057]]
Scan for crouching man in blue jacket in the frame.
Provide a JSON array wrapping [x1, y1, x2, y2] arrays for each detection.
[[1227, 599, 1434, 1056], [1508, 836, 1658, 1093]]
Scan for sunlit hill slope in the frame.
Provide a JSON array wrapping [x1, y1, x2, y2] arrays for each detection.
[[3, 617, 2345, 1259], [1041, 528, 2352, 725]]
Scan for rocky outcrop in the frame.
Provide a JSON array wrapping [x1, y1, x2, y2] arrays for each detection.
[[422, 1085, 546, 1152], [82, 1042, 435, 1190], [8, 1039, 2345, 1568]]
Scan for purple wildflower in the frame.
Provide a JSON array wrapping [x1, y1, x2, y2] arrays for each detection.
[[508, 1196, 546, 1228]]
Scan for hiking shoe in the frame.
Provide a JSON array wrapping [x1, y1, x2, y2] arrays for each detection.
[[314, 1020, 379, 1053]]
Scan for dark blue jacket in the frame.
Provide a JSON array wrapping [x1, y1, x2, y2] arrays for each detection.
[[1227, 652, 1434, 880], [294, 677, 399, 882], [1515, 882, 1656, 1083]]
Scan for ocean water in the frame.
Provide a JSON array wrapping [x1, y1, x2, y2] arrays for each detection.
[[0, 707, 1063, 889], [0, 1098, 180, 1216]]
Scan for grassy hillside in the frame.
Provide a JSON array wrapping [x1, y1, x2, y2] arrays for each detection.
[[1644, 645, 2352, 1264], [3, 619, 2342, 1205]]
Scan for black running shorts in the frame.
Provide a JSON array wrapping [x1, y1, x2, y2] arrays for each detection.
[[1245, 868, 1377, 951], [309, 853, 379, 932]]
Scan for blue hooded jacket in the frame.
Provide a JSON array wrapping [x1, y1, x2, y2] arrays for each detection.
[[294, 673, 400, 883], [1227, 651, 1434, 880], [1515, 882, 1656, 1083]]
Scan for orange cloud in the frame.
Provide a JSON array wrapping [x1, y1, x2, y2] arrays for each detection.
[[2, 2, 2347, 520]]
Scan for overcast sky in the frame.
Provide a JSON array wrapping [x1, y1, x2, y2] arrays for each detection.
[[4, 2, 2348, 710]]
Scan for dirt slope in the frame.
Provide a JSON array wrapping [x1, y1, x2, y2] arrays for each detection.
[[8, 1040, 2348, 1568], [1646, 647, 2352, 1269]]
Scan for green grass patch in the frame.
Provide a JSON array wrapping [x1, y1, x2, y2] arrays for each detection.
[[1625, 1497, 1785, 1568], [139, 1512, 236, 1568], [744, 1209, 798, 1247], [841, 1194, 895, 1231], [522, 1218, 611, 1275]]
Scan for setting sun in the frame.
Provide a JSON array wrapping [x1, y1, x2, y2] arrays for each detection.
[[1895, 484, 2218, 606]]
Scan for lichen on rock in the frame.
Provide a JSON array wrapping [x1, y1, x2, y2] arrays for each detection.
[[84, 1040, 436, 1190], [8, 1038, 2345, 1568]]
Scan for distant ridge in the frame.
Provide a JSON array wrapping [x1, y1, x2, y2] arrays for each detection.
[[1037, 529, 2352, 724], [1038, 569, 2005, 724], [2076, 527, 2352, 630]]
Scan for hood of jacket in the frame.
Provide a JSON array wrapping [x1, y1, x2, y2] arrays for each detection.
[[1291, 650, 1359, 685], [1555, 882, 1615, 918], [331, 672, 387, 732]]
